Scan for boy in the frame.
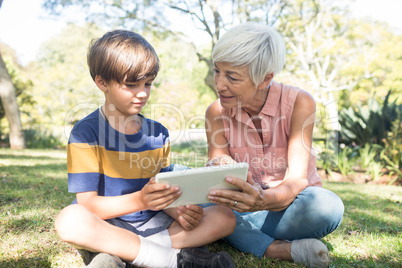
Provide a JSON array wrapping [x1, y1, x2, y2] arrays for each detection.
[[55, 30, 236, 268]]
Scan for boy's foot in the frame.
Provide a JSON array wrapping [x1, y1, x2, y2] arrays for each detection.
[[177, 248, 235, 268], [78, 249, 125, 268], [290, 239, 329, 268]]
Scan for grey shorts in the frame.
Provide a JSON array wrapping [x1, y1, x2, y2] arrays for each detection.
[[105, 211, 175, 237]]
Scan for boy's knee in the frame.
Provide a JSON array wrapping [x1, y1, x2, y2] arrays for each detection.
[[55, 204, 93, 243], [210, 205, 236, 235], [223, 206, 237, 232]]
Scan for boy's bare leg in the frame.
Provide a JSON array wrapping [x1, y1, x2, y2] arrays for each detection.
[[56, 204, 236, 264], [168, 205, 236, 249], [55, 204, 141, 262]]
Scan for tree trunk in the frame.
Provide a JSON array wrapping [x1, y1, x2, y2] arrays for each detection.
[[0, 53, 26, 149], [204, 67, 217, 97], [203, 57, 218, 98]]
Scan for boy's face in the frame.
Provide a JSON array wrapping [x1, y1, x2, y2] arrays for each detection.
[[99, 76, 155, 117]]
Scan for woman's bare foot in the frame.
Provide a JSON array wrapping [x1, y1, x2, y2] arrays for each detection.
[[264, 239, 329, 267], [264, 240, 292, 260], [290, 239, 329, 267]]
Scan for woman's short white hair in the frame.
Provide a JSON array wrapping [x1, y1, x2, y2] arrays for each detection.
[[212, 22, 285, 85]]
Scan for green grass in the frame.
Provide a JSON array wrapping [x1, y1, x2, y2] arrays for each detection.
[[0, 148, 401, 267]]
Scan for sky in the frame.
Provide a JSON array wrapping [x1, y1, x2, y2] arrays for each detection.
[[0, 0, 401, 66]]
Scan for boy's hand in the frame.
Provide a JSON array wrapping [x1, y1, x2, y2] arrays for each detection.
[[141, 177, 181, 210], [176, 205, 203, 231]]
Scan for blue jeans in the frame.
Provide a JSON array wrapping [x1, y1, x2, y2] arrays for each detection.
[[223, 186, 344, 258]]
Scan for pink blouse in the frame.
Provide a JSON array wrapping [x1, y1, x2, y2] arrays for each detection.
[[219, 81, 322, 188]]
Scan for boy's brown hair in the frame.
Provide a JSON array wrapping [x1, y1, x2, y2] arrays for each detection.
[[87, 30, 160, 84]]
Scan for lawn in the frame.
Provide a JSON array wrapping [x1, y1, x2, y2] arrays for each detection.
[[0, 148, 401, 267]]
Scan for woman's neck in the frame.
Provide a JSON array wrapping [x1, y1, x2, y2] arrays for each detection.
[[243, 85, 270, 117]]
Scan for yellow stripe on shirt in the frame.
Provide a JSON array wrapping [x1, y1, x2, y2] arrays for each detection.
[[68, 143, 170, 179], [67, 143, 100, 174]]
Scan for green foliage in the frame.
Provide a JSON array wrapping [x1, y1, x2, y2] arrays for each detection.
[[171, 140, 207, 155], [315, 140, 338, 176], [382, 152, 402, 185], [1, 57, 35, 115], [381, 119, 402, 167], [358, 144, 385, 182], [138, 35, 215, 131], [317, 151, 336, 175], [357, 143, 383, 171], [380, 119, 402, 184], [337, 90, 402, 146], [336, 91, 401, 183], [31, 23, 105, 138], [366, 161, 385, 182], [341, 22, 402, 106], [24, 128, 65, 149], [335, 145, 357, 176], [171, 140, 208, 169], [315, 141, 395, 183]]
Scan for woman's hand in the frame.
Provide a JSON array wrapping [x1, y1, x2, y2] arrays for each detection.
[[208, 172, 268, 213], [208, 172, 308, 212], [176, 205, 204, 231], [141, 177, 182, 211]]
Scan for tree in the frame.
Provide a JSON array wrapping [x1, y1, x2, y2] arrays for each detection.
[[0, 0, 26, 148], [43, 0, 290, 97], [162, 0, 289, 96], [143, 33, 216, 132], [31, 23, 215, 138], [341, 21, 402, 106], [278, 0, 366, 133], [43, 0, 402, 136], [0, 44, 35, 128], [31, 23, 105, 143]]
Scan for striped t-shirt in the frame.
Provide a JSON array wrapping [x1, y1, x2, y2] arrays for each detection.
[[67, 109, 170, 221]]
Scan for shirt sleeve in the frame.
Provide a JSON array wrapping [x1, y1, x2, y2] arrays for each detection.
[[67, 121, 101, 193]]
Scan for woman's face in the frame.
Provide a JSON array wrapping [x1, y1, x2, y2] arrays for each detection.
[[213, 62, 259, 109]]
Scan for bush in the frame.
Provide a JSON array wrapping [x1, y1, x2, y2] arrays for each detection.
[[381, 119, 402, 184], [171, 140, 207, 154], [335, 145, 358, 176], [337, 90, 401, 146], [24, 128, 65, 149], [357, 143, 383, 171]]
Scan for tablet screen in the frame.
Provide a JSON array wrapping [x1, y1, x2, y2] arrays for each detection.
[[155, 162, 249, 208]]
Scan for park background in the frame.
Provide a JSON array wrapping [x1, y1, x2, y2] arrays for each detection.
[[0, 0, 401, 267]]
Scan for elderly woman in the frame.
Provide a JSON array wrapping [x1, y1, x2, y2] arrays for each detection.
[[205, 23, 344, 267]]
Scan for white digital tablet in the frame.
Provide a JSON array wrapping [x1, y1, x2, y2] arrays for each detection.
[[155, 162, 249, 208]]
